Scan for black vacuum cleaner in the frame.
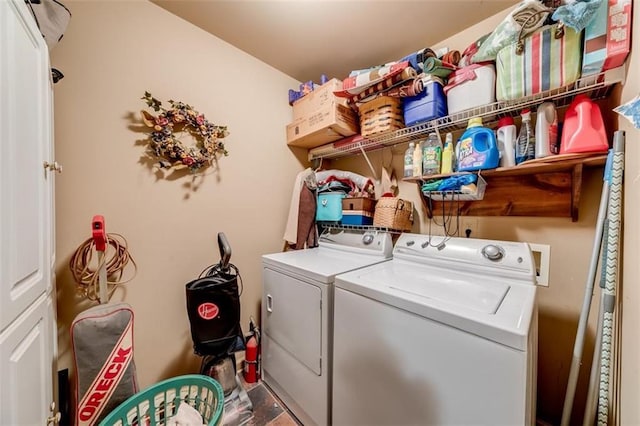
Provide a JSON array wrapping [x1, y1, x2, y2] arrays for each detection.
[[185, 233, 246, 393]]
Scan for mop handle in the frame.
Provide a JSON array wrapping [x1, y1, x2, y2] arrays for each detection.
[[92, 215, 108, 304]]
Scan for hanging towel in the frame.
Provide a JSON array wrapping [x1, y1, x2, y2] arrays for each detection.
[[283, 168, 314, 245], [296, 183, 318, 249]]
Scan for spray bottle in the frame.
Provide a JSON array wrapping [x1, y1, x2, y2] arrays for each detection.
[[516, 109, 535, 165]]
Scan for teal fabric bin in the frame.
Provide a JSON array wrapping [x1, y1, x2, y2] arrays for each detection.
[[316, 192, 345, 221]]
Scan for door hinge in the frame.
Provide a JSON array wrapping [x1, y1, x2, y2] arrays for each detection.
[[47, 402, 61, 425], [43, 161, 62, 173]]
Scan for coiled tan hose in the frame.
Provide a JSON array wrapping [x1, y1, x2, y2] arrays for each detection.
[[69, 233, 137, 302]]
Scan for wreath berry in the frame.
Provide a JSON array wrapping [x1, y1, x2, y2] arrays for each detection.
[[140, 92, 229, 172]]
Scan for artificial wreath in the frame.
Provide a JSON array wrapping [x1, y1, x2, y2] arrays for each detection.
[[140, 92, 229, 172]]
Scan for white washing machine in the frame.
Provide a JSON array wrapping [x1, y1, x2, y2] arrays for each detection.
[[332, 233, 538, 426], [262, 228, 393, 426]]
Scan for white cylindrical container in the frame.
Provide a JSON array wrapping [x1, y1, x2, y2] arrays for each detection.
[[444, 63, 496, 116], [404, 142, 415, 178], [412, 140, 423, 177], [535, 102, 558, 158], [496, 116, 517, 168]]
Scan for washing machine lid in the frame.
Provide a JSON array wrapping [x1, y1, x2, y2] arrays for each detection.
[[263, 229, 393, 283], [334, 235, 537, 350]]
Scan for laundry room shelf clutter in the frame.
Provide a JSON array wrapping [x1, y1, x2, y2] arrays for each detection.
[[304, 66, 625, 221], [306, 67, 624, 160]]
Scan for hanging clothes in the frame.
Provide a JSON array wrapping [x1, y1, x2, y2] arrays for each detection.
[[296, 182, 318, 249], [283, 168, 315, 247]]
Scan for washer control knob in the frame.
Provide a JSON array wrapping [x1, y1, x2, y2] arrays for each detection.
[[406, 240, 415, 247], [482, 244, 504, 261], [362, 233, 374, 245]]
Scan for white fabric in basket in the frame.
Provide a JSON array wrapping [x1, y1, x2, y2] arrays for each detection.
[[167, 402, 206, 426]]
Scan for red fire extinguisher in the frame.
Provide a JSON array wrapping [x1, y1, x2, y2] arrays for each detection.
[[244, 318, 260, 383]]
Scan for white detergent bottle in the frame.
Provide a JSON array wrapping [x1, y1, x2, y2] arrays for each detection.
[[496, 116, 517, 167], [535, 102, 559, 158], [404, 142, 415, 178]]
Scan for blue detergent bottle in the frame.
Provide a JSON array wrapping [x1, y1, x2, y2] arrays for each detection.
[[455, 117, 499, 172]]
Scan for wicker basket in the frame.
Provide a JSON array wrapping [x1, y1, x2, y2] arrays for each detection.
[[358, 96, 404, 138], [373, 197, 414, 231]]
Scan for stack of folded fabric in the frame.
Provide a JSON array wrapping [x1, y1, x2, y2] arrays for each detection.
[[332, 47, 463, 132]]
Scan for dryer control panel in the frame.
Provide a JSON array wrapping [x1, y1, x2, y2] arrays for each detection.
[[319, 228, 393, 257]]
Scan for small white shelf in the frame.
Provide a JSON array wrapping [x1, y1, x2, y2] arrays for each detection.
[[308, 66, 626, 161]]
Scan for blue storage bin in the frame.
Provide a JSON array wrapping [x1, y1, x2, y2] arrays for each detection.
[[341, 211, 373, 226], [403, 78, 448, 127]]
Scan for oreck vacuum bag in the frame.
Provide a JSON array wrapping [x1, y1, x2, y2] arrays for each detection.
[[71, 302, 138, 425]]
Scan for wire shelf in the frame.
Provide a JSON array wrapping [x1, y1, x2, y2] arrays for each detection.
[[319, 223, 404, 234], [422, 174, 487, 201], [308, 66, 626, 161]]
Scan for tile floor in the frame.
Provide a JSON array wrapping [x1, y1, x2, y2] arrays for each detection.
[[240, 377, 301, 426]]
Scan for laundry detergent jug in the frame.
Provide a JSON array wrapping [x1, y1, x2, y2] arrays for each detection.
[[560, 94, 608, 154], [456, 117, 499, 172]]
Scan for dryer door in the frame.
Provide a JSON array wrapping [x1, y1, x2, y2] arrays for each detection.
[[263, 268, 322, 375]]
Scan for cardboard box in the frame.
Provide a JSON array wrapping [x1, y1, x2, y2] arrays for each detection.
[[291, 78, 346, 120], [582, 0, 632, 77], [604, 0, 632, 70], [286, 103, 358, 149], [342, 197, 376, 213]]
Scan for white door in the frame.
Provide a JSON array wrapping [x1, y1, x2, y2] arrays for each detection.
[[0, 0, 57, 424], [263, 268, 322, 375]]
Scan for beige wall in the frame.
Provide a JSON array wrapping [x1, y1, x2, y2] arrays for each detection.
[[334, 7, 631, 425], [51, 0, 304, 387], [50, 1, 640, 424]]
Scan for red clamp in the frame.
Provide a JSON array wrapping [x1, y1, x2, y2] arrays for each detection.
[[92, 215, 107, 252]]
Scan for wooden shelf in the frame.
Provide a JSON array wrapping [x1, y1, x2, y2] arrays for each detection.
[[412, 154, 607, 222]]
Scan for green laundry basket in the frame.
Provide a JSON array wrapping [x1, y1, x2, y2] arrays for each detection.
[[99, 374, 224, 426]]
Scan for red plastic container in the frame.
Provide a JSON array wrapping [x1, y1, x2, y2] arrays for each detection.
[[560, 94, 609, 154]]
